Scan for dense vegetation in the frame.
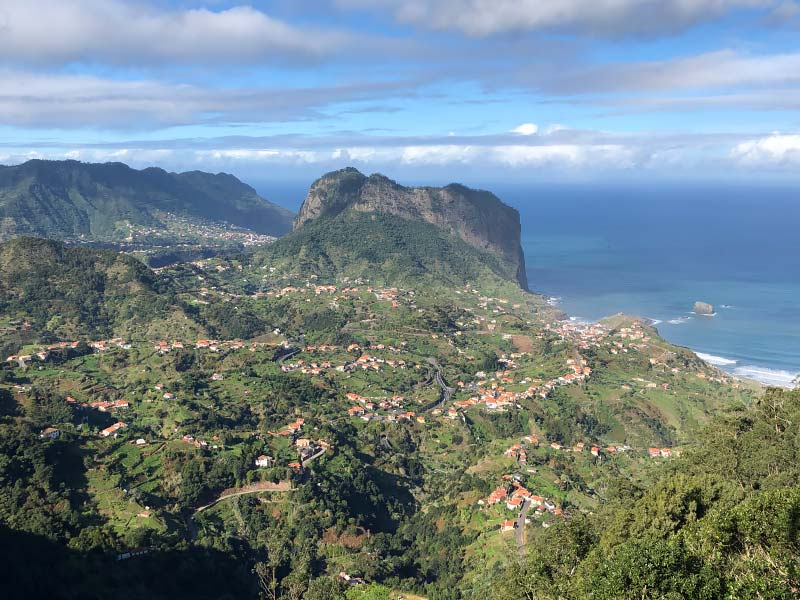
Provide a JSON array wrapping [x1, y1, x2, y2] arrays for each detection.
[[264, 211, 519, 289], [0, 159, 293, 241], [0, 182, 790, 600], [0, 237, 292, 349], [494, 386, 800, 599], [0, 237, 201, 343]]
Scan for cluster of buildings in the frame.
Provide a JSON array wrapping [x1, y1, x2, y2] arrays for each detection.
[[89, 399, 130, 412], [256, 282, 415, 310], [7, 340, 86, 365], [88, 338, 132, 352], [8, 336, 288, 366], [648, 447, 681, 458], [256, 422, 331, 472], [482, 477, 561, 523], [282, 351, 408, 376], [448, 357, 592, 415], [280, 359, 333, 375], [504, 433, 678, 461], [125, 213, 275, 247], [347, 392, 426, 424], [547, 320, 610, 351]]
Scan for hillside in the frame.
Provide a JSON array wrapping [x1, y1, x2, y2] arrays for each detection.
[[0, 160, 294, 243], [0, 232, 767, 600], [0, 237, 206, 344], [295, 168, 528, 289], [0, 238, 313, 353], [0, 172, 776, 600], [263, 209, 525, 293], [493, 386, 800, 599]]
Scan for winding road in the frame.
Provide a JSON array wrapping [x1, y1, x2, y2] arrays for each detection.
[[274, 345, 301, 365], [423, 357, 455, 412]]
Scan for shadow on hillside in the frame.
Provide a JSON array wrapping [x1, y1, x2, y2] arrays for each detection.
[[0, 525, 257, 600]]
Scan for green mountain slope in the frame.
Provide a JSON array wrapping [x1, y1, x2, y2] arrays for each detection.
[[493, 386, 800, 600], [263, 209, 523, 292], [295, 168, 528, 289], [0, 168, 778, 600], [0, 160, 294, 241], [0, 237, 205, 342]]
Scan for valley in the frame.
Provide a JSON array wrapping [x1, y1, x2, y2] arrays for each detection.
[[0, 165, 796, 600]]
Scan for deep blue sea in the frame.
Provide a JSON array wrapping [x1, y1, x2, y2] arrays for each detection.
[[498, 183, 800, 388], [260, 180, 800, 388]]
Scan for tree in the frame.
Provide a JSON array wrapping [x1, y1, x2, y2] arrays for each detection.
[[345, 583, 392, 600]]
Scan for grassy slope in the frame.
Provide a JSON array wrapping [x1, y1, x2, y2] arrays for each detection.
[[262, 210, 521, 291]]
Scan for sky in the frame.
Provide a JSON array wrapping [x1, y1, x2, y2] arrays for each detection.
[[1, 0, 800, 187]]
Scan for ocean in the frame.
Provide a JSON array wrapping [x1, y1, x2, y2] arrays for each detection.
[[500, 182, 800, 388], [260, 179, 800, 388]]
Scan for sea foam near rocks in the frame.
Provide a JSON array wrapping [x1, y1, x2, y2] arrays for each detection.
[[733, 365, 798, 388]]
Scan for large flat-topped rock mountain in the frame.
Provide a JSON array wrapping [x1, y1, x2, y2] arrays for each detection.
[[294, 167, 529, 289], [0, 159, 294, 242]]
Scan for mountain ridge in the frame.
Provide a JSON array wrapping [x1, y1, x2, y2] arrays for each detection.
[[0, 159, 294, 242], [294, 167, 529, 289]]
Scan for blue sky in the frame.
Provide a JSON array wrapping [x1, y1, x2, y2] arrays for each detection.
[[1, 0, 800, 185]]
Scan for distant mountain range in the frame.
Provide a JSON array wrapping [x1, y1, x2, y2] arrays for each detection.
[[0, 160, 294, 242], [0, 161, 530, 291]]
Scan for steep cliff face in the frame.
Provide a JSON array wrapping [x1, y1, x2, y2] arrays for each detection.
[[294, 168, 528, 289]]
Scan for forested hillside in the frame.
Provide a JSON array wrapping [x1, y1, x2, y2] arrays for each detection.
[[0, 237, 203, 343], [0, 159, 294, 242], [264, 210, 521, 291], [494, 386, 800, 599]]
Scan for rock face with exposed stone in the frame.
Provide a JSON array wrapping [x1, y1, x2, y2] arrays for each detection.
[[295, 167, 529, 289], [693, 301, 715, 315]]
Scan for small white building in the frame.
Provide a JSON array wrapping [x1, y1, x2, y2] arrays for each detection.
[[40, 427, 60, 440], [255, 455, 274, 468]]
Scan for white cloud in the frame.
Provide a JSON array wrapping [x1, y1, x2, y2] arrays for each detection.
[[536, 50, 800, 94], [339, 0, 772, 36], [510, 123, 539, 136], [400, 145, 479, 164], [731, 133, 800, 164], [490, 144, 635, 167], [0, 69, 420, 129], [196, 149, 323, 164], [0, 0, 353, 65], [5, 126, 800, 179]]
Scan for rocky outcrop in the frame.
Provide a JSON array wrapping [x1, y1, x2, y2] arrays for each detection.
[[294, 168, 529, 289], [693, 301, 715, 315]]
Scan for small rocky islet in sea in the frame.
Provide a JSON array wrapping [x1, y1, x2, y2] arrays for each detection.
[[693, 301, 715, 315]]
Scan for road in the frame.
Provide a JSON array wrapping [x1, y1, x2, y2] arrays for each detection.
[[515, 499, 531, 552], [301, 446, 327, 466], [423, 357, 455, 412], [194, 480, 293, 514], [274, 345, 301, 365]]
